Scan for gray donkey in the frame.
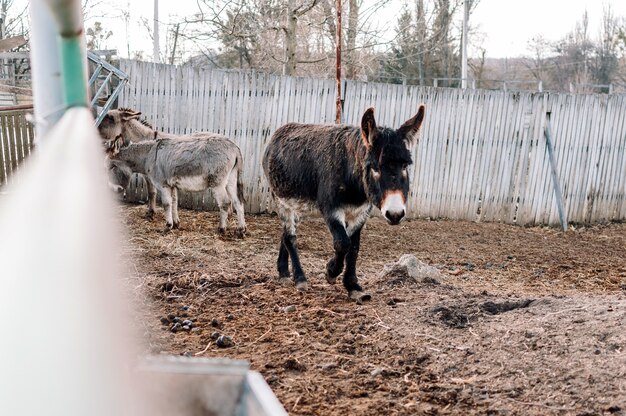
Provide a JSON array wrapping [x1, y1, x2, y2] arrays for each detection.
[[99, 108, 215, 220], [107, 134, 247, 236], [99, 108, 161, 219]]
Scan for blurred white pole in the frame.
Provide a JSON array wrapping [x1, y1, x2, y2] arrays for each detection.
[[29, 0, 64, 135], [0, 108, 137, 416], [4, 0, 137, 411]]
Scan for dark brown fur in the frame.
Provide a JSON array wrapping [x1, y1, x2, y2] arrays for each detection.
[[263, 106, 426, 301]]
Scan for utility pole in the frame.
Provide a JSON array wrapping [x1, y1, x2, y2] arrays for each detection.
[[153, 0, 160, 63], [461, 0, 469, 89], [335, 0, 342, 124]]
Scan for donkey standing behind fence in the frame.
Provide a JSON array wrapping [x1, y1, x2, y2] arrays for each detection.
[[102, 110, 246, 236], [99, 108, 161, 218], [98, 108, 216, 220], [263, 106, 425, 302]]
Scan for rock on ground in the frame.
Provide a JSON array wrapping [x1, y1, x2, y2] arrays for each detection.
[[380, 254, 443, 285]]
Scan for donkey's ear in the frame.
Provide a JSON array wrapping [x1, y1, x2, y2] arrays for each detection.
[[108, 137, 122, 156], [360, 107, 377, 148], [398, 104, 425, 147]]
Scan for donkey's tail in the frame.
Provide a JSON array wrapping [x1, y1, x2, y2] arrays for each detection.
[[235, 151, 246, 204]]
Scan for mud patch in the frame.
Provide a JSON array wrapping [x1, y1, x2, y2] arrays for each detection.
[[479, 299, 534, 315], [431, 305, 476, 328], [432, 298, 535, 328]]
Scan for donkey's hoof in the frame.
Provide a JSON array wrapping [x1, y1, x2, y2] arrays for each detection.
[[349, 291, 372, 305], [295, 280, 309, 292], [217, 227, 226, 236], [278, 276, 291, 286], [145, 210, 155, 221], [172, 221, 180, 229], [325, 272, 337, 285], [235, 227, 246, 238]]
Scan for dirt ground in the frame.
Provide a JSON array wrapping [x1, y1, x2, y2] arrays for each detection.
[[119, 203, 626, 416]]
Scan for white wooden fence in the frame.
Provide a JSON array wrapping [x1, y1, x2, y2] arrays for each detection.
[[116, 60, 626, 225]]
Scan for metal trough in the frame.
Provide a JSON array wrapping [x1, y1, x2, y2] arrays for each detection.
[[137, 356, 287, 416]]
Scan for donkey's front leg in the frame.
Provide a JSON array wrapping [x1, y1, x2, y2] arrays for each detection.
[[343, 227, 371, 303], [161, 186, 175, 230], [323, 212, 351, 285]]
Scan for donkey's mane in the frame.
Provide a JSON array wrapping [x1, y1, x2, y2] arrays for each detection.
[[117, 107, 154, 129], [139, 119, 154, 129]]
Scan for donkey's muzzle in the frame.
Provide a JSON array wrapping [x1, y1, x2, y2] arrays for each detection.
[[381, 190, 406, 225], [384, 209, 405, 225]]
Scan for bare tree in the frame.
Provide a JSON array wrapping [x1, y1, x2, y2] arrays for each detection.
[[593, 5, 620, 89], [0, 0, 29, 39], [525, 35, 551, 82], [283, 0, 319, 75], [86, 21, 113, 50], [344, 0, 359, 78]]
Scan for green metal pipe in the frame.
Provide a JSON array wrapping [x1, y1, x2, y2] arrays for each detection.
[[59, 35, 88, 107], [44, 0, 89, 109]]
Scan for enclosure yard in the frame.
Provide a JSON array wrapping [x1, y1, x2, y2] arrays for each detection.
[[120, 203, 626, 415]]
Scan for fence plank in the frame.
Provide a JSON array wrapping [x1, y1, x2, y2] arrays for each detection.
[[0, 112, 14, 186], [609, 96, 626, 219], [0, 114, 8, 185]]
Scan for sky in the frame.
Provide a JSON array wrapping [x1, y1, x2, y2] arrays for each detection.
[[23, 0, 626, 60], [471, 0, 626, 58]]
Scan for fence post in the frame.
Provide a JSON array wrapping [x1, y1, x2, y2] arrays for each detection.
[[335, 0, 342, 124], [544, 112, 568, 231]]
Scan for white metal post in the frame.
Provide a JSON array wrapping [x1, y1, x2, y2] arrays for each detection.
[[29, 0, 64, 136], [544, 113, 568, 231]]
